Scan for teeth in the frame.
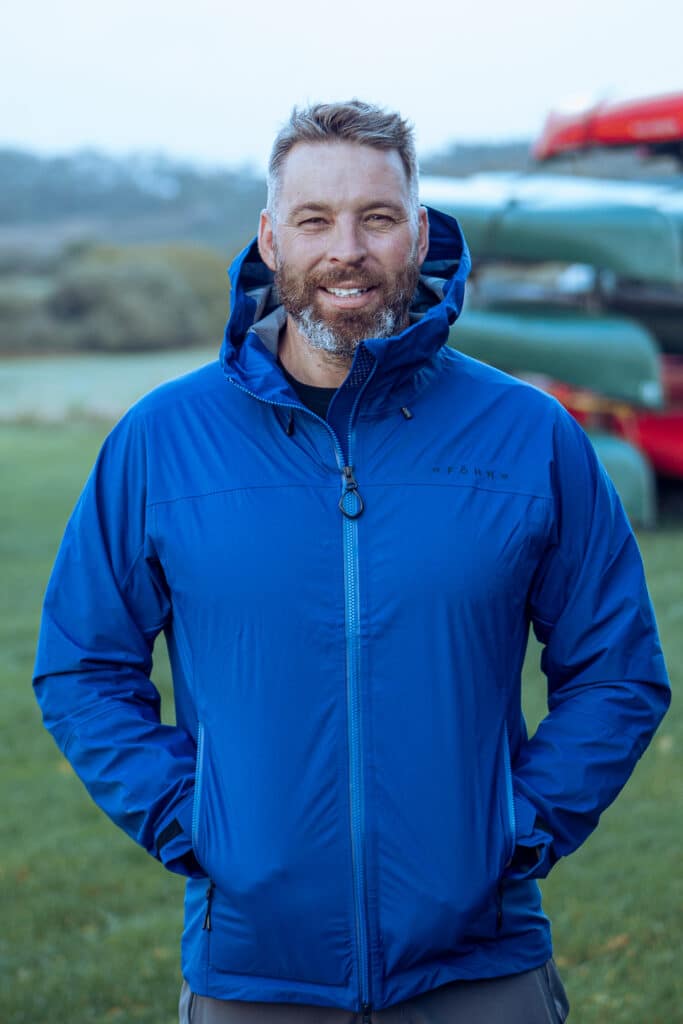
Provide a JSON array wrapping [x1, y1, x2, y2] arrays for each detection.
[[326, 287, 368, 296]]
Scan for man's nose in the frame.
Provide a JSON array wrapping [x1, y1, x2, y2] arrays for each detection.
[[327, 218, 367, 265]]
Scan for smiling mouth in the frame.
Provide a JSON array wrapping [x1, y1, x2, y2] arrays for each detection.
[[322, 286, 374, 297]]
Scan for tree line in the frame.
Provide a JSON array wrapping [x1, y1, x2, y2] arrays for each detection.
[[2, 143, 678, 355]]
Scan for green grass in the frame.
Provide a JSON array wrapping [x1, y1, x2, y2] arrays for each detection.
[[0, 424, 184, 1024], [1, 422, 680, 1023], [523, 565, 682, 1023]]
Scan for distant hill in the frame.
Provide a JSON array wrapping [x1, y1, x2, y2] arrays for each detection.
[[2, 143, 680, 261], [421, 141, 533, 177], [0, 149, 266, 259]]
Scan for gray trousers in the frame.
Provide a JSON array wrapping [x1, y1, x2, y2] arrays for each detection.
[[179, 961, 569, 1023]]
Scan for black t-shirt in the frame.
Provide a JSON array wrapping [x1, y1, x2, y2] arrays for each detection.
[[279, 361, 337, 420]]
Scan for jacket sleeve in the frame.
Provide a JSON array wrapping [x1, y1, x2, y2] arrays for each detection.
[[33, 411, 201, 877], [506, 407, 670, 880]]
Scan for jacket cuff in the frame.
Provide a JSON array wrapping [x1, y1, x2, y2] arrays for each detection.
[[155, 792, 204, 878], [504, 792, 555, 880]]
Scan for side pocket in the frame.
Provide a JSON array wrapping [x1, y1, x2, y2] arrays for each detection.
[[494, 726, 518, 935], [191, 722, 205, 855], [502, 724, 517, 864]]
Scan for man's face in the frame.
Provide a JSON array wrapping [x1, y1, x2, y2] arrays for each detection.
[[258, 142, 429, 359]]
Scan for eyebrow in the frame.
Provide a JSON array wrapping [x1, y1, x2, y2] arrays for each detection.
[[288, 203, 331, 219]]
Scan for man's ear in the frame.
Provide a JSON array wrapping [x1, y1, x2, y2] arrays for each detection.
[[257, 209, 277, 272], [417, 206, 430, 266]]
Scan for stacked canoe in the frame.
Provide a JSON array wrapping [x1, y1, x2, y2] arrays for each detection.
[[420, 172, 683, 524]]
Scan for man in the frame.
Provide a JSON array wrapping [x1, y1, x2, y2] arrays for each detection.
[[34, 101, 670, 1024]]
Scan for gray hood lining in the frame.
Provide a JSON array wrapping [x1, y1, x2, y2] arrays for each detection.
[[249, 275, 446, 355]]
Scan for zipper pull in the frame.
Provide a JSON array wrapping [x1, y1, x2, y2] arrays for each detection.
[[339, 465, 365, 519], [203, 881, 215, 931], [362, 1003, 372, 1024]]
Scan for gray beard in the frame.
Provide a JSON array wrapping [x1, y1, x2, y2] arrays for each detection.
[[272, 232, 421, 364], [293, 306, 401, 361]]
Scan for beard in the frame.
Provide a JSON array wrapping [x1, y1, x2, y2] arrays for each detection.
[[273, 247, 421, 361]]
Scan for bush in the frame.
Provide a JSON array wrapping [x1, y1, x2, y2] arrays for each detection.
[[0, 242, 230, 353], [48, 260, 199, 350]]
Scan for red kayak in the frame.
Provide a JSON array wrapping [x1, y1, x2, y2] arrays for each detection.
[[620, 356, 683, 478], [522, 356, 683, 479], [618, 408, 683, 478], [534, 92, 683, 161]]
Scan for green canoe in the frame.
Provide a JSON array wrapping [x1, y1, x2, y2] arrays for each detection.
[[449, 306, 663, 408], [589, 432, 657, 529], [422, 173, 683, 287]]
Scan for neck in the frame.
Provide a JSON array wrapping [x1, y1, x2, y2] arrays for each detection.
[[278, 317, 352, 388]]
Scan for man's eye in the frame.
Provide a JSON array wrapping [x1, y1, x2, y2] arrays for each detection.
[[299, 217, 327, 227], [365, 214, 394, 225]]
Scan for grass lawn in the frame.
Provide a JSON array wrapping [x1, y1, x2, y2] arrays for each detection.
[[1, 422, 680, 1023]]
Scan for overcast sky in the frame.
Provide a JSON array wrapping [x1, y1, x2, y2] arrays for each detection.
[[3, 0, 682, 171]]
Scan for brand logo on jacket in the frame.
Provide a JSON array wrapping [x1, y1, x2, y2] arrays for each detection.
[[432, 465, 509, 481]]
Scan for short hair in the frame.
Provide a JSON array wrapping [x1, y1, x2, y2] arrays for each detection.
[[267, 100, 419, 223]]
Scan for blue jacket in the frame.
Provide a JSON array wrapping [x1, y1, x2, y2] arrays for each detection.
[[34, 208, 670, 1012]]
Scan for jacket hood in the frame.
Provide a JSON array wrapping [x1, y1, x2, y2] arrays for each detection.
[[220, 206, 471, 395]]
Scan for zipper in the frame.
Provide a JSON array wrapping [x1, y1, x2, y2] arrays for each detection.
[[344, 501, 370, 1010], [339, 372, 376, 1015], [203, 880, 215, 931], [496, 880, 504, 932], [194, 723, 214, 932], [502, 725, 516, 862], [226, 366, 376, 1012], [191, 722, 206, 852], [498, 725, 515, 935], [339, 465, 364, 518]]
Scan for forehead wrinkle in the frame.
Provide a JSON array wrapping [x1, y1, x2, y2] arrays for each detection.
[[278, 143, 411, 205]]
